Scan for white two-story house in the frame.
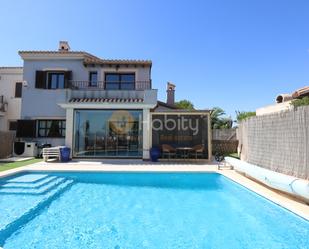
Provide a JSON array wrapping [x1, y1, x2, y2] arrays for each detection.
[[18, 41, 157, 159], [0, 67, 23, 132], [17, 41, 211, 160]]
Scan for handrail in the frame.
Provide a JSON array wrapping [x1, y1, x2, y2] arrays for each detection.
[[68, 80, 152, 90]]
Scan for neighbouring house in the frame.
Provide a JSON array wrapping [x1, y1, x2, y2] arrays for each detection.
[[12, 41, 211, 160], [256, 86, 309, 116], [0, 67, 23, 131]]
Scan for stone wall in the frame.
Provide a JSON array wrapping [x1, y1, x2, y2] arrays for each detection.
[[212, 128, 237, 140], [212, 140, 238, 155], [237, 106, 309, 179], [212, 129, 238, 154]]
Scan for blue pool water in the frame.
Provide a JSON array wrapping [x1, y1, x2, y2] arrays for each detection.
[[0, 172, 308, 249]]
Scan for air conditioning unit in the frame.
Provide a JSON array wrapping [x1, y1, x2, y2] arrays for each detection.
[[13, 142, 38, 157]]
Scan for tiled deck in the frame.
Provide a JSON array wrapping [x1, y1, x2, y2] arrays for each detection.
[[0, 159, 308, 221]]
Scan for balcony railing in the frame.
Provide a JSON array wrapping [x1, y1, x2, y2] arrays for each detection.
[[69, 80, 152, 90]]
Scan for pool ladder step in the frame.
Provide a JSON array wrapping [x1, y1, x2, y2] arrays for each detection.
[[0, 176, 67, 195], [0, 179, 74, 246], [1, 176, 58, 189]]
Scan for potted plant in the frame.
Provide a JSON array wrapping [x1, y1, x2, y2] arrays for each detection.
[[150, 147, 160, 162]]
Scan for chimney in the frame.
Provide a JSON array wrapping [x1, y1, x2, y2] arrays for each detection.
[[58, 41, 70, 52], [166, 82, 176, 105]]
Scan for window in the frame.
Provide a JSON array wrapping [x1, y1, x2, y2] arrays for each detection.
[[105, 73, 135, 90], [47, 72, 65, 89], [15, 82, 22, 98], [35, 71, 72, 89], [16, 120, 37, 138], [38, 120, 66, 137], [9, 121, 18, 131], [89, 72, 98, 87]]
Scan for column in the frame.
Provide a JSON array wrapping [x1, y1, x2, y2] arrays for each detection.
[[65, 108, 74, 156], [142, 108, 151, 160]]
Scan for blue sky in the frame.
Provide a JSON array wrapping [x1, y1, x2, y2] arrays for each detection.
[[1, 0, 309, 118]]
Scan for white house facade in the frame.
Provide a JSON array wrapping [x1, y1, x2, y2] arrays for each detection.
[[15, 42, 211, 160], [17, 42, 156, 159], [0, 67, 23, 131]]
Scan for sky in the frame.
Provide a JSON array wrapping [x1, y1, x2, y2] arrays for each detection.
[[1, 0, 309, 118]]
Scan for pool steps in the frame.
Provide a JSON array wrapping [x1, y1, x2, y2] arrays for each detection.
[[0, 174, 74, 245], [1, 175, 58, 189], [0, 177, 68, 195]]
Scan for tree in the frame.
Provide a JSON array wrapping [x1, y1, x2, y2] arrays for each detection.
[[175, 99, 194, 110], [235, 111, 256, 122], [211, 107, 233, 129], [291, 96, 309, 107]]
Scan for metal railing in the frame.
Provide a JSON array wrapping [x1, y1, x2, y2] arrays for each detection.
[[69, 80, 152, 90]]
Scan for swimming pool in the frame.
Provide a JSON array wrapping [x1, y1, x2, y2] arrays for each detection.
[[0, 172, 308, 248]]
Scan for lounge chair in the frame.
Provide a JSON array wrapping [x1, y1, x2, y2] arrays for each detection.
[[162, 144, 177, 159]]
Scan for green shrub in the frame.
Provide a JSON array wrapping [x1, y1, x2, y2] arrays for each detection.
[[235, 111, 256, 122], [291, 96, 309, 107], [175, 100, 194, 110]]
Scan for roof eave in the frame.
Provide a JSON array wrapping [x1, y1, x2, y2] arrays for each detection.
[[18, 51, 85, 60], [83, 60, 152, 67]]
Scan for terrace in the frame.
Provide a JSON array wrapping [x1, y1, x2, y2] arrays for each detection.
[[66, 80, 157, 105], [69, 80, 152, 90]]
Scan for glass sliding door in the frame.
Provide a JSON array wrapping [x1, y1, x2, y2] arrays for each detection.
[[74, 110, 143, 157]]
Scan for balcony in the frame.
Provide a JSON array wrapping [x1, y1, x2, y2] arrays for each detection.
[[68, 80, 152, 90], [66, 80, 157, 106]]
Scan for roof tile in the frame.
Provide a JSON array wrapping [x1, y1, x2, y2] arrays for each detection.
[[69, 98, 144, 103], [18, 51, 152, 66]]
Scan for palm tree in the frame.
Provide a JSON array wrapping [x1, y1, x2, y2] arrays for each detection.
[[211, 107, 233, 129]]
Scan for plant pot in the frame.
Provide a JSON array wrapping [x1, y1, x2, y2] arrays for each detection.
[[150, 147, 160, 162]]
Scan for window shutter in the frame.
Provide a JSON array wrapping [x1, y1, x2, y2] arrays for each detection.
[[64, 71, 72, 88], [35, 71, 46, 89], [15, 82, 23, 98]]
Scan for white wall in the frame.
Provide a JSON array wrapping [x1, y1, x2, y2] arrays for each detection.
[[21, 59, 152, 118], [21, 59, 88, 118], [0, 67, 23, 131], [21, 57, 152, 148], [256, 101, 293, 116]]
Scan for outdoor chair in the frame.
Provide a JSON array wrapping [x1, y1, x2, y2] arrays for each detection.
[[162, 144, 177, 159], [190, 144, 204, 159]]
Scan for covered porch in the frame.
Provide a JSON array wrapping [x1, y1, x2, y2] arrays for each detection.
[[150, 110, 212, 161]]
